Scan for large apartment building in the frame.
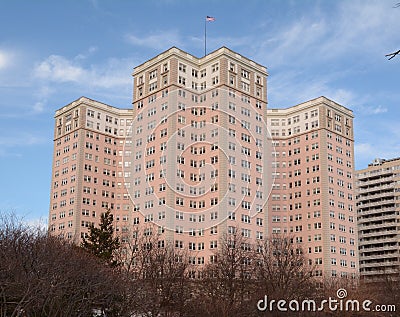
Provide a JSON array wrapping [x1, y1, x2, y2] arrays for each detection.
[[128, 47, 270, 267], [356, 158, 400, 280], [49, 97, 133, 243], [266, 98, 358, 279], [49, 46, 357, 278]]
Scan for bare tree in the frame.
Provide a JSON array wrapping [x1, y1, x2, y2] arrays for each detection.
[[189, 229, 258, 317], [254, 234, 316, 302], [0, 213, 127, 317], [117, 225, 192, 317], [357, 270, 400, 317]]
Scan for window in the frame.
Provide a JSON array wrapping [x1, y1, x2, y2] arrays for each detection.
[[241, 228, 251, 238], [241, 201, 251, 210], [176, 197, 184, 206], [178, 63, 186, 72], [241, 214, 250, 223], [178, 76, 186, 85], [241, 69, 250, 78]]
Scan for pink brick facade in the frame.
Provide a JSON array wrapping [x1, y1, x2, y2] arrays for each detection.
[[49, 97, 133, 243], [267, 98, 358, 278], [49, 47, 357, 278]]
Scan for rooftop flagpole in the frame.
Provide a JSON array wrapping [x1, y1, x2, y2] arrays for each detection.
[[205, 16, 215, 56], [204, 17, 207, 56]]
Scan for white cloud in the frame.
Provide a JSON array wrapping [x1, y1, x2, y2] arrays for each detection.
[[0, 49, 13, 70], [75, 46, 98, 61], [0, 51, 7, 69], [34, 55, 85, 82], [356, 104, 388, 115], [0, 133, 44, 157], [33, 54, 134, 89], [355, 142, 373, 157], [354, 120, 400, 169], [327, 89, 356, 107], [30, 52, 137, 113], [270, 19, 327, 64], [322, 1, 400, 57], [251, 1, 400, 69], [30, 85, 53, 114], [267, 69, 357, 109], [246, 0, 400, 123], [268, 69, 389, 117], [0, 133, 45, 147], [0, 148, 22, 158], [125, 30, 183, 50], [93, 57, 135, 88], [207, 36, 252, 53], [371, 105, 388, 114], [33, 101, 45, 113], [354, 143, 376, 168]]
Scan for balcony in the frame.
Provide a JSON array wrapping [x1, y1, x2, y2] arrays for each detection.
[[357, 207, 397, 216], [360, 223, 398, 232], [359, 229, 399, 238], [358, 191, 395, 202], [359, 236, 399, 247], [357, 169, 394, 181], [358, 213, 399, 225], [357, 176, 394, 187], [360, 268, 399, 276], [360, 260, 399, 269], [358, 199, 395, 209], [360, 245, 400, 256], [357, 183, 394, 194]]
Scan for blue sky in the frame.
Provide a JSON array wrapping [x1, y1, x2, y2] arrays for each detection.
[[1, 0, 400, 223]]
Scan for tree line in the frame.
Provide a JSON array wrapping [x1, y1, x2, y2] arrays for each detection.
[[1, 211, 398, 316]]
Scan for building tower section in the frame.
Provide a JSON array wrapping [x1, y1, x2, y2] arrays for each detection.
[[356, 158, 400, 281], [49, 97, 133, 243], [266, 97, 358, 278], [129, 47, 270, 268]]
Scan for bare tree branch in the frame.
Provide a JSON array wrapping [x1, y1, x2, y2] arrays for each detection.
[[386, 49, 400, 60], [386, 3, 400, 59], [0, 214, 127, 317]]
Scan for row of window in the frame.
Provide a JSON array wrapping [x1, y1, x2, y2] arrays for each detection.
[[271, 131, 351, 147]]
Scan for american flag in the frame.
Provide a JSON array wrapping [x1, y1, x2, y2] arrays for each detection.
[[206, 16, 215, 22]]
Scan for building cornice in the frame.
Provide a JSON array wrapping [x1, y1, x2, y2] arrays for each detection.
[[267, 96, 354, 118], [54, 96, 132, 118], [133, 46, 268, 77]]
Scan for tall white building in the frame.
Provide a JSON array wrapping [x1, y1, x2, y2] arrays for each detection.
[[356, 158, 400, 280]]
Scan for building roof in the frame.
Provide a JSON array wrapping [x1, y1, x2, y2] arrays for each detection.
[[133, 46, 268, 76]]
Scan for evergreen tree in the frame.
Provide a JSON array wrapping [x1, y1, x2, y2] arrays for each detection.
[[81, 209, 120, 267]]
